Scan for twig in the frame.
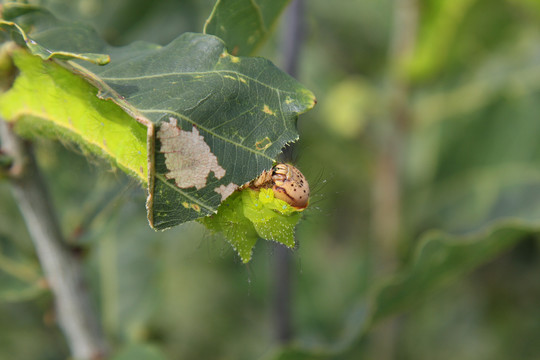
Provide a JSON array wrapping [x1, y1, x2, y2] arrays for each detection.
[[281, 0, 305, 82], [0, 120, 108, 360], [272, 0, 306, 345], [272, 244, 293, 343]]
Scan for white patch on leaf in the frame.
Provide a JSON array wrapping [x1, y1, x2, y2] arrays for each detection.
[[214, 183, 238, 201], [158, 117, 225, 189]]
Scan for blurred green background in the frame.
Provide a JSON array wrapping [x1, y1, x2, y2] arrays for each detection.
[[2, 0, 540, 359]]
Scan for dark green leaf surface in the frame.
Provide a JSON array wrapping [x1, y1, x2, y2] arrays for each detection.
[[366, 221, 532, 325], [112, 344, 167, 360], [268, 220, 535, 359], [1, 4, 315, 229], [0, 253, 44, 303], [204, 0, 290, 56], [0, 4, 110, 64]]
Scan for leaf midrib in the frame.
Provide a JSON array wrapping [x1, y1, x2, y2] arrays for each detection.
[[99, 70, 297, 95], [140, 108, 274, 160]]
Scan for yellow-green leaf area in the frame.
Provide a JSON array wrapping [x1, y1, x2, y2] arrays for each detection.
[[200, 187, 303, 263], [0, 49, 147, 182], [242, 187, 301, 248], [199, 190, 258, 263]]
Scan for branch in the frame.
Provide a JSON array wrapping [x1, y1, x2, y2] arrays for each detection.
[[0, 120, 108, 360], [271, 0, 306, 345]]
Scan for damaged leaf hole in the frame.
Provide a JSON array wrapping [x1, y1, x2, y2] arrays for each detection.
[[157, 117, 229, 195]]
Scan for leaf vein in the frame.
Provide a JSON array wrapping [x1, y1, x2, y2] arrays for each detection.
[[99, 70, 296, 94], [139, 109, 273, 160], [155, 174, 215, 212]]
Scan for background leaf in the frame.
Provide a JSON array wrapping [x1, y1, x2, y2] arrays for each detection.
[[112, 343, 167, 360], [204, 0, 291, 56], [0, 237, 44, 303], [367, 222, 534, 325], [268, 221, 536, 359]]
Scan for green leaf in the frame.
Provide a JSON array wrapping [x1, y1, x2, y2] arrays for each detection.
[[0, 244, 44, 303], [0, 280, 44, 303], [0, 49, 148, 182], [0, 4, 110, 64], [405, 0, 477, 80], [200, 187, 303, 262], [0, 4, 316, 229], [204, 0, 291, 56], [366, 221, 531, 325], [242, 188, 301, 246], [268, 220, 535, 359], [200, 190, 258, 263], [112, 343, 167, 360]]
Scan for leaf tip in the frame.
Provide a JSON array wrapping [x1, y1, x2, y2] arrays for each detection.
[[305, 90, 318, 111]]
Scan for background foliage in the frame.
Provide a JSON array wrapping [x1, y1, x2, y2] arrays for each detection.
[[2, 0, 540, 359]]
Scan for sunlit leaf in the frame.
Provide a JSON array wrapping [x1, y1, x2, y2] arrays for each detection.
[[200, 187, 303, 262], [0, 49, 148, 182]]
